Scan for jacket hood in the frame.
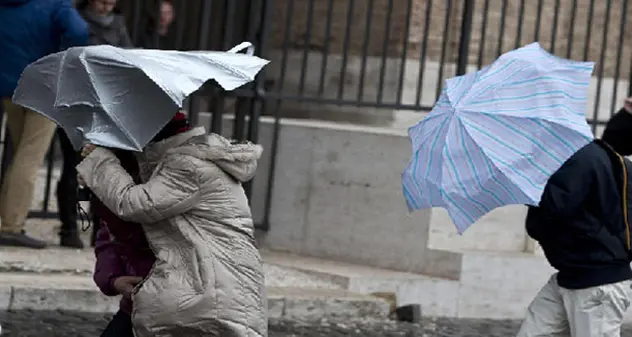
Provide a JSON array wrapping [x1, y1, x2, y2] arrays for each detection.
[[141, 127, 263, 183]]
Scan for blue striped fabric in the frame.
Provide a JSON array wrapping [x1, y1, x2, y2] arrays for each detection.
[[402, 42, 595, 234]]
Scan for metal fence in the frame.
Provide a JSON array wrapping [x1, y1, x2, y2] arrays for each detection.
[[3, 0, 631, 229]]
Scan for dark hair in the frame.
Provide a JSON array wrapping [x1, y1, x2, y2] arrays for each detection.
[[151, 118, 190, 143], [602, 110, 632, 156]]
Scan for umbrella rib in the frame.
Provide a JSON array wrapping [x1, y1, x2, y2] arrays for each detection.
[[82, 58, 144, 150], [454, 119, 520, 205], [457, 116, 544, 194]]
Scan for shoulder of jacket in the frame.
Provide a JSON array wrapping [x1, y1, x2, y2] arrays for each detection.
[[162, 152, 198, 170]]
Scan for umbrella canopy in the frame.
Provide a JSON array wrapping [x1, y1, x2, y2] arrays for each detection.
[[12, 42, 269, 151], [402, 42, 595, 233]]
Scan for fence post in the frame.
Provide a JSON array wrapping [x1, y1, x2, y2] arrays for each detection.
[[456, 0, 475, 76]]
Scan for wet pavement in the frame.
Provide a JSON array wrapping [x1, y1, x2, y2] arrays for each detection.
[[3, 310, 632, 336], [0, 310, 529, 337]]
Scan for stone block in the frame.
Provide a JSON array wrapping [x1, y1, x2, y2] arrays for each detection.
[[267, 296, 285, 319], [283, 297, 325, 321], [0, 286, 11, 310], [10, 287, 118, 313]]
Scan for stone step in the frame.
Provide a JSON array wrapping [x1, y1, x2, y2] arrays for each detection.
[[262, 250, 459, 317], [0, 272, 389, 320], [0, 246, 345, 291], [264, 249, 632, 323], [0, 243, 456, 316]]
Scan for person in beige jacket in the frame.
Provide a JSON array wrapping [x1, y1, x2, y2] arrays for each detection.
[[76, 115, 267, 337]]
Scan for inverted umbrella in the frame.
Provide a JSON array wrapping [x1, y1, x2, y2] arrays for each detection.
[[12, 42, 269, 151], [402, 42, 595, 233]]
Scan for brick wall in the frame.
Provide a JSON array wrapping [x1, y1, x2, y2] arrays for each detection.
[[269, 0, 632, 78]]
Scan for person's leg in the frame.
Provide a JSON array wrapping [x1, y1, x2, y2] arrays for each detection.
[[90, 201, 100, 247], [55, 128, 83, 248], [100, 310, 135, 337], [516, 274, 570, 337], [0, 100, 55, 248], [562, 279, 632, 337]]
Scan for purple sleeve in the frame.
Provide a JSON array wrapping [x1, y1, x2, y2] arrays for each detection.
[[93, 224, 125, 296]]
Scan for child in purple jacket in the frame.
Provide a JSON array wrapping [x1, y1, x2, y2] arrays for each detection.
[[91, 150, 155, 337]]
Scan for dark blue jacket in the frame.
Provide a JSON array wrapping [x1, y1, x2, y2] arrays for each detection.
[[0, 0, 89, 97], [526, 141, 632, 289]]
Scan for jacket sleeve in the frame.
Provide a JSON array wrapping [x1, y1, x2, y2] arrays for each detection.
[[53, 0, 90, 49], [538, 152, 595, 218], [76, 147, 201, 224], [93, 220, 124, 297]]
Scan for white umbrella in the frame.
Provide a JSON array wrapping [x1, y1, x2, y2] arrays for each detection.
[[12, 42, 269, 151]]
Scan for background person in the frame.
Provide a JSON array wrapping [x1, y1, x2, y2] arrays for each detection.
[[138, 0, 175, 49], [0, 0, 88, 249], [55, 0, 134, 248]]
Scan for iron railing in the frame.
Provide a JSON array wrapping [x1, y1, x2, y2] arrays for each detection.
[[1, 0, 630, 230]]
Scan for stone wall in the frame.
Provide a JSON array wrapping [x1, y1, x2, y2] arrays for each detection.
[[269, 0, 632, 78]]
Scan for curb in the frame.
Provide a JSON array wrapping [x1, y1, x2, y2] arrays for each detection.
[[0, 285, 389, 320]]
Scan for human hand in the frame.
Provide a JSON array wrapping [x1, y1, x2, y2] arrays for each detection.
[[77, 174, 86, 187], [113, 276, 144, 298], [81, 143, 97, 158], [624, 97, 632, 113]]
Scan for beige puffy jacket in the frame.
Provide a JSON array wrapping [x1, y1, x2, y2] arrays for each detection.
[[77, 127, 267, 337]]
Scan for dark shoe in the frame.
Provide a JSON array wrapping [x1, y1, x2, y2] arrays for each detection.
[[59, 232, 84, 249], [0, 231, 47, 249]]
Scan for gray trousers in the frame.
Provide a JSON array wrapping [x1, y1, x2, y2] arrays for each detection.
[[517, 274, 632, 337]]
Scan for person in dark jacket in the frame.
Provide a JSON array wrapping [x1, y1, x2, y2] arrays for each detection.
[[518, 99, 632, 336], [76, 0, 133, 47], [55, 0, 134, 249], [0, 0, 88, 249]]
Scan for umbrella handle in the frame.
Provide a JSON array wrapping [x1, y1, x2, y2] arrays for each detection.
[[227, 42, 255, 56]]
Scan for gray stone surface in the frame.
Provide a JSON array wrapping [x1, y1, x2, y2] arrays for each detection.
[[0, 273, 389, 320], [0, 288, 10, 311], [3, 310, 632, 337], [9, 288, 118, 313]]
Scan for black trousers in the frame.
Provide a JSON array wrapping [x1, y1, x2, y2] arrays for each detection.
[[101, 310, 135, 337], [56, 129, 80, 234], [57, 129, 101, 243]]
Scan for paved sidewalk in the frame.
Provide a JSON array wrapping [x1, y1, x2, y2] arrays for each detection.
[[0, 310, 512, 337], [8, 310, 632, 337]]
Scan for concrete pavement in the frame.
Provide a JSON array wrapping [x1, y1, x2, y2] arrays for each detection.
[[0, 310, 518, 337]]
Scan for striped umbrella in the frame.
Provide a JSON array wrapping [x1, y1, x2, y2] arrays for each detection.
[[402, 42, 595, 233]]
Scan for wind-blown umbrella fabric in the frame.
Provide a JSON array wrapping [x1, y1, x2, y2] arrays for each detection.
[[12, 43, 269, 151], [402, 42, 595, 233]]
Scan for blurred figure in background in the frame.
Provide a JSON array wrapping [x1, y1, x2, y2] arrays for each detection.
[[76, 0, 133, 47], [138, 0, 175, 49], [0, 0, 88, 249], [54, 0, 134, 248]]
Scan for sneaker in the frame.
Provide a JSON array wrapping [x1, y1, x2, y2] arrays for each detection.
[[0, 230, 47, 249]]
